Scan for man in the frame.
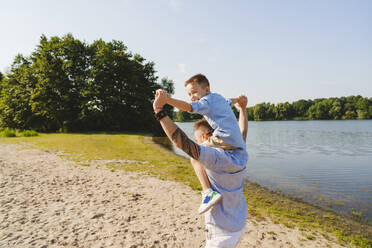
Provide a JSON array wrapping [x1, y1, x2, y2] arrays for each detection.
[[154, 91, 248, 247]]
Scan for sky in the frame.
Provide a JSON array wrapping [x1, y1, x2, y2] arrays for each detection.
[[1, 0, 371, 106]]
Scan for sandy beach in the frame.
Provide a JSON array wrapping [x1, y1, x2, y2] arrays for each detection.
[[0, 144, 345, 247]]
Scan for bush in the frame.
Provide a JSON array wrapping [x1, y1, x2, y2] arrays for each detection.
[[1, 129, 16, 137], [20, 130, 38, 137]]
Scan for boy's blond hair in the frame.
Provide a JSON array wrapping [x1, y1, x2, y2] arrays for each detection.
[[184, 73, 210, 88]]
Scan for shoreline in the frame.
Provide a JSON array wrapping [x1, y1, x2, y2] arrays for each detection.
[[1, 134, 371, 247]]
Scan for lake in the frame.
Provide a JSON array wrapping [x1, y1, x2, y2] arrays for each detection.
[[173, 120, 372, 219]]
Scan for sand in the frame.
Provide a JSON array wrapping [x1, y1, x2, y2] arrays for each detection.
[[0, 144, 346, 247]]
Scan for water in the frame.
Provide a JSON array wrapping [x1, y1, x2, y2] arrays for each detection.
[[172, 120, 372, 219]]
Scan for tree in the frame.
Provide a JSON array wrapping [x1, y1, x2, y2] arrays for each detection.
[[253, 103, 266, 121], [159, 77, 175, 118], [0, 34, 172, 134], [274, 102, 293, 120], [342, 102, 357, 120], [30, 34, 89, 131], [355, 98, 369, 119], [81, 39, 160, 131], [0, 55, 37, 129], [329, 100, 342, 120], [246, 107, 254, 121], [293, 99, 312, 118]]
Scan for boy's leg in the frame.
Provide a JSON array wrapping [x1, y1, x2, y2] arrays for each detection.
[[190, 158, 211, 191], [190, 158, 222, 214]]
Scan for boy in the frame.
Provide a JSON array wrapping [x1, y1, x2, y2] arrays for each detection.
[[157, 74, 246, 214]]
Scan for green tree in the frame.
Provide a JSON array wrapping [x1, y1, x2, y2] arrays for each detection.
[[0, 34, 172, 134], [174, 110, 202, 122], [83, 39, 160, 132], [329, 100, 343, 120], [30, 34, 89, 131], [342, 102, 357, 120], [246, 107, 254, 121], [275, 102, 293, 120], [307, 100, 330, 120], [254, 103, 266, 121], [0, 55, 38, 129], [159, 77, 175, 118], [355, 98, 369, 119], [293, 99, 312, 118]]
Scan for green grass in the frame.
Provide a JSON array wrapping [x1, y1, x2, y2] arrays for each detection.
[[244, 182, 372, 248], [0, 129, 16, 137], [0, 129, 38, 137], [1, 132, 371, 247], [20, 130, 38, 137], [0, 132, 202, 191]]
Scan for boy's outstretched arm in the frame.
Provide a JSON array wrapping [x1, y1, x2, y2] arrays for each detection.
[[168, 97, 192, 112], [155, 89, 192, 112]]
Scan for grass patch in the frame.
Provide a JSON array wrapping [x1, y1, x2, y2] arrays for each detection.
[[0, 132, 202, 191], [244, 182, 372, 248], [0, 129, 16, 137], [0, 129, 38, 137], [1, 132, 371, 247], [20, 130, 39, 137]]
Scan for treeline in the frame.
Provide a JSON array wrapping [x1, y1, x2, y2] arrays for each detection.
[[248, 96, 372, 121], [173, 111, 202, 122], [173, 96, 372, 122], [0, 34, 174, 134]]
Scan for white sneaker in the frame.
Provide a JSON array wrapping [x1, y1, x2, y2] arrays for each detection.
[[198, 189, 222, 214]]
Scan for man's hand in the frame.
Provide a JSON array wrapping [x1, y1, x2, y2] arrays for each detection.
[[153, 89, 168, 113], [236, 95, 248, 109]]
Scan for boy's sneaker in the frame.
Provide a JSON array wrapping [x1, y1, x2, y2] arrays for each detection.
[[198, 189, 222, 214]]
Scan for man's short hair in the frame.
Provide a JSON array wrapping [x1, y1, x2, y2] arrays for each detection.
[[184, 73, 210, 88], [194, 118, 214, 135]]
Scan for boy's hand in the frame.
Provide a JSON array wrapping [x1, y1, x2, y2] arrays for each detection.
[[154, 89, 168, 112], [236, 95, 248, 109], [155, 89, 170, 102]]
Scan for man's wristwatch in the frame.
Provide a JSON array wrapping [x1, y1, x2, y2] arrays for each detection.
[[154, 109, 167, 121]]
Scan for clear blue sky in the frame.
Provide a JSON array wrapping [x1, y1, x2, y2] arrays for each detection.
[[1, 0, 371, 106]]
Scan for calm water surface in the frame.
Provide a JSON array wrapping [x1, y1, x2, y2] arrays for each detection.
[[173, 120, 372, 218]]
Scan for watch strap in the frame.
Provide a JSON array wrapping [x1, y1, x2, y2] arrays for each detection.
[[154, 109, 167, 121]]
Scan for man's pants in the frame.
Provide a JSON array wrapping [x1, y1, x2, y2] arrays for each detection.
[[205, 224, 247, 248]]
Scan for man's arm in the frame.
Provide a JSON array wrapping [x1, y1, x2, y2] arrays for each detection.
[[154, 92, 200, 159], [236, 95, 248, 142]]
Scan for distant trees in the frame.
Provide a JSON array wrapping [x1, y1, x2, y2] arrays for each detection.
[[173, 110, 202, 122], [0, 34, 173, 134], [172, 95, 372, 122], [247, 96, 372, 121]]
